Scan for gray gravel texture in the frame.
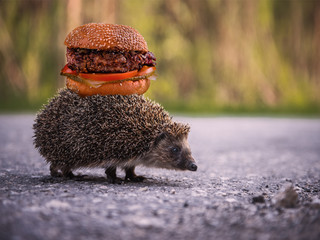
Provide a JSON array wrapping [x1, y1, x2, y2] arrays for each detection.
[[0, 114, 320, 240]]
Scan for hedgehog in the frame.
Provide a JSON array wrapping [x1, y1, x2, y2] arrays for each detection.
[[33, 89, 197, 183]]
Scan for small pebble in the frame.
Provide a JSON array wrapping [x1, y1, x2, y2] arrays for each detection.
[[225, 198, 237, 203], [139, 187, 148, 192], [309, 197, 320, 209], [252, 195, 265, 204], [45, 200, 71, 209], [273, 184, 298, 208]]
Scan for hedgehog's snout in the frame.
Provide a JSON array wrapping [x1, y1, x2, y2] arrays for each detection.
[[187, 163, 198, 171], [183, 155, 197, 171]]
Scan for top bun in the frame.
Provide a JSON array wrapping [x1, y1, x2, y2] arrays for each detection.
[[64, 23, 148, 52]]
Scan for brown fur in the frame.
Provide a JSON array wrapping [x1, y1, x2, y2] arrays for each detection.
[[33, 89, 196, 182]]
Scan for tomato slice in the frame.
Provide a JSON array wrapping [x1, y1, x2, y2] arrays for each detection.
[[61, 64, 156, 82], [79, 69, 138, 81]]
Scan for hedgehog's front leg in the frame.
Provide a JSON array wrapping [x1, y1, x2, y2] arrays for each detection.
[[105, 166, 122, 184], [124, 166, 145, 182]]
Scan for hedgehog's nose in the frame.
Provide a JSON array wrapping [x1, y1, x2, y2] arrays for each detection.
[[188, 163, 197, 171]]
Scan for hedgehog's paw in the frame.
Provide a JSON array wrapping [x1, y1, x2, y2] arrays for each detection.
[[50, 165, 62, 178], [107, 177, 124, 184], [50, 171, 63, 178], [50, 165, 75, 179], [124, 166, 145, 182], [126, 175, 146, 182], [105, 166, 123, 184], [62, 170, 75, 179]]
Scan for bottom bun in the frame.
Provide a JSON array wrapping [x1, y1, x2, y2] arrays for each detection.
[[66, 77, 150, 97]]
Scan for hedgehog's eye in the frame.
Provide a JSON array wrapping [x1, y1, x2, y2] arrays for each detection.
[[170, 146, 181, 154]]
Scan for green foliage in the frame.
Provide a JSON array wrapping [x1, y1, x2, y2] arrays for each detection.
[[0, 0, 319, 115]]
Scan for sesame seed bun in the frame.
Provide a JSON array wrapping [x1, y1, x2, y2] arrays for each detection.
[[64, 23, 148, 52], [66, 77, 150, 97]]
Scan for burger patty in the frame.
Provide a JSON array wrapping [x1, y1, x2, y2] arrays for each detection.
[[66, 48, 156, 73]]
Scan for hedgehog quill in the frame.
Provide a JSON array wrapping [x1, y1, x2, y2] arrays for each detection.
[[33, 23, 197, 183]]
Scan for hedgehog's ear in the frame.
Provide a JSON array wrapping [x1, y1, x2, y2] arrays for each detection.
[[154, 132, 167, 147]]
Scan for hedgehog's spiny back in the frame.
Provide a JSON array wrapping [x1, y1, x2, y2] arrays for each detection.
[[33, 89, 173, 167]]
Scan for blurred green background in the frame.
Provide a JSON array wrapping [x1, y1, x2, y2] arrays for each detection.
[[0, 0, 319, 114]]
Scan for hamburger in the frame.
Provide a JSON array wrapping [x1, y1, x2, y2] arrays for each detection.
[[61, 23, 156, 96]]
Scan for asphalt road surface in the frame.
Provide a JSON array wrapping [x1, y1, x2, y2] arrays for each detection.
[[1, 114, 320, 240]]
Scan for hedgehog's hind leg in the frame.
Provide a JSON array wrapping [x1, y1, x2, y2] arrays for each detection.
[[124, 166, 145, 182], [50, 164, 62, 177], [105, 166, 123, 184], [49, 164, 74, 179]]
